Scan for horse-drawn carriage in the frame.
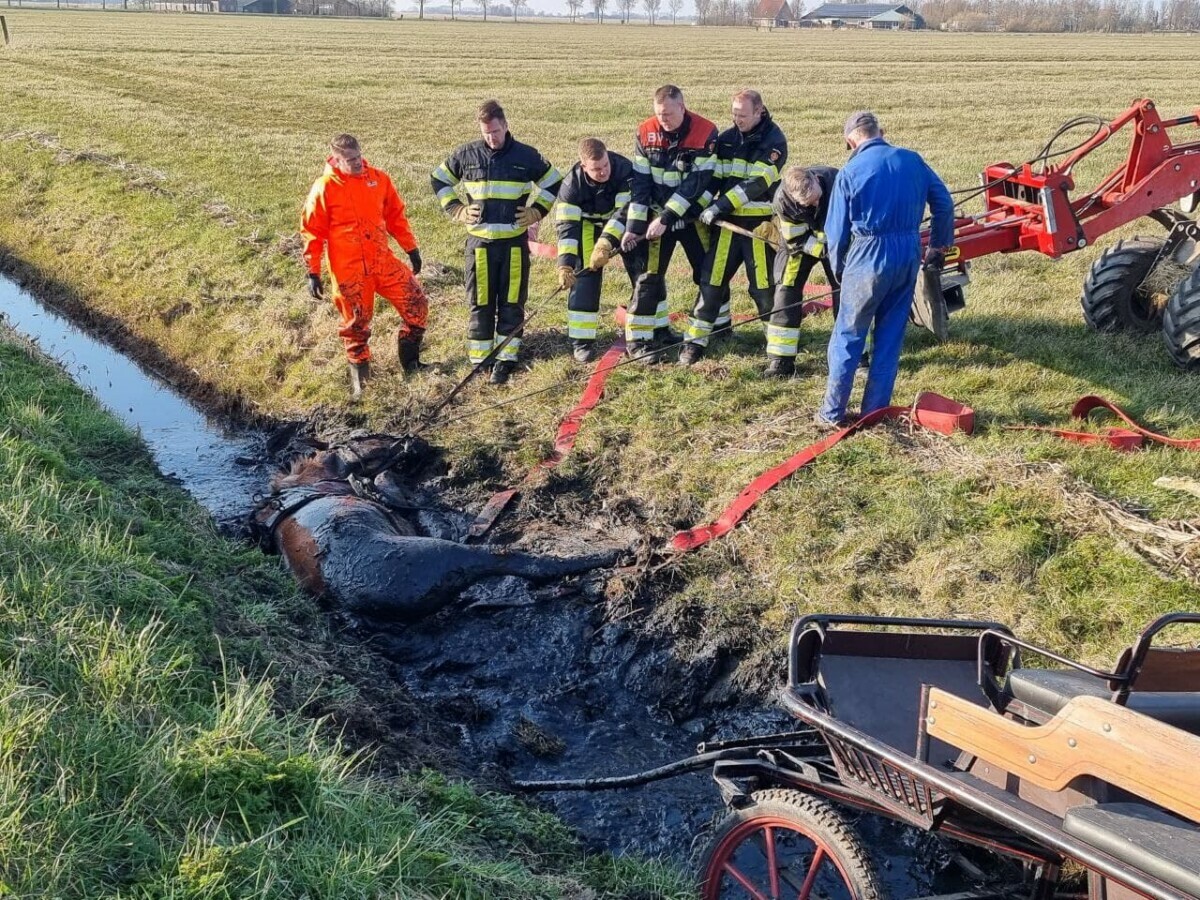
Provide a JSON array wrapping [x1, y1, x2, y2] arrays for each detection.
[[522, 613, 1200, 899]]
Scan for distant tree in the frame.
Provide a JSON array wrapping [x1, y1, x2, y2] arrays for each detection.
[[694, 0, 711, 21], [567, 0, 583, 18], [476, 0, 488, 18], [617, 0, 635, 18], [643, 0, 660, 22], [512, 0, 527, 18], [668, 0, 682, 20], [592, 0, 607, 21], [448, 0, 459, 17]]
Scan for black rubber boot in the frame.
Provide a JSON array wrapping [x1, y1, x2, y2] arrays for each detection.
[[572, 340, 596, 364], [490, 360, 516, 385], [764, 356, 795, 379], [348, 360, 370, 399], [654, 325, 682, 347], [678, 342, 705, 367], [397, 328, 426, 375], [626, 340, 660, 365]]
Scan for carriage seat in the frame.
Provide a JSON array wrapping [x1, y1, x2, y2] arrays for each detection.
[[1063, 802, 1200, 896], [1006, 668, 1200, 736]]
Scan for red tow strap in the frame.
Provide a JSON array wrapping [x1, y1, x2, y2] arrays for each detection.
[[670, 393, 975, 552], [1006, 395, 1200, 452]]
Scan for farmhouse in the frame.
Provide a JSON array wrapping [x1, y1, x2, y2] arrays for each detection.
[[800, 2, 924, 28], [750, 0, 798, 28]]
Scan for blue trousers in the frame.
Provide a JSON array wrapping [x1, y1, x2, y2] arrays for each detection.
[[819, 255, 919, 423]]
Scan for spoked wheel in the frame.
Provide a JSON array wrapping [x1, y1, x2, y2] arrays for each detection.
[[699, 790, 884, 900], [1080, 237, 1173, 333]]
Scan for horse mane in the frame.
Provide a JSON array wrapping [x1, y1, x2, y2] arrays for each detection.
[[270, 453, 342, 492]]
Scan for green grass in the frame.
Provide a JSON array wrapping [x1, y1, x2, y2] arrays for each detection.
[[0, 328, 691, 897], [0, 12, 1198, 672]]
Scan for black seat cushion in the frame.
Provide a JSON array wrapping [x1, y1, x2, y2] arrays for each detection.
[[1007, 669, 1200, 735], [1063, 803, 1200, 895]]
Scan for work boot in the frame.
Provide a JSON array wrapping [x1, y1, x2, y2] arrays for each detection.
[[348, 360, 370, 399], [572, 340, 596, 364], [678, 342, 705, 367], [490, 360, 516, 385], [397, 330, 426, 376], [653, 325, 682, 347], [764, 356, 795, 379], [626, 340, 660, 365]]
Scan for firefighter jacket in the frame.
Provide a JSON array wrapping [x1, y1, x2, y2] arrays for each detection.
[[301, 159, 418, 279], [774, 165, 838, 258], [431, 133, 562, 242], [629, 111, 719, 235], [706, 110, 788, 223], [554, 152, 634, 269]]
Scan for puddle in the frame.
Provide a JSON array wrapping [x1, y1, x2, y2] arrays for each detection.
[[0, 275, 265, 527]]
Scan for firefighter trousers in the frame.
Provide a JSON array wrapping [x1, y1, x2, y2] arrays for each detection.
[[465, 235, 530, 364], [688, 226, 775, 347], [765, 251, 840, 358], [331, 254, 428, 365], [625, 221, 711, 345], [567, 222, 638, 342]]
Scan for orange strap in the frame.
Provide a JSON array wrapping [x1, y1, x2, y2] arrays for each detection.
[[1004, 395, 1200, 452]]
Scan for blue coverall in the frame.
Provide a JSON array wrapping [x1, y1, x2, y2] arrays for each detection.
[[820, 137, 954, 423]]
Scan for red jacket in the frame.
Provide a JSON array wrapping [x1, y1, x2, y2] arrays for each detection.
[[301, 159, 418, 279]]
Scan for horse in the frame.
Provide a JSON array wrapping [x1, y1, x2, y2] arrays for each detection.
[[253, 437, 619, 621]]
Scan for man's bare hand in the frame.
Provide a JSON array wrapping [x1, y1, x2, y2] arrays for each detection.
[[646, 217, 668, 241]]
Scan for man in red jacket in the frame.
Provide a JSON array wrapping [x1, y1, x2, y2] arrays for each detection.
[[301, 133, 427, 398]]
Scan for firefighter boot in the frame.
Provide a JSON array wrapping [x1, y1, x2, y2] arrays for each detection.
[[348, 360, 370, 399], [678, 342, 705, 367], [490, 360, 517, 385], [764, 356, 795, 379], [397, 327, 427, 376], [572, 340, 596, 364], [626, 341, 660, 366]]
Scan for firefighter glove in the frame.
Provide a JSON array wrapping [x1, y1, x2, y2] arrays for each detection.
[[557, 265, 576, 291], [307, 273, 324, 300], [754, 220, 782, 245], [515, 206, 543, 229], [589, 238, 616, 270], [923, 246, 947, 271], [452, 202, 483, 225], [699, 206, 720, 226], [407, 248, 423, 276]]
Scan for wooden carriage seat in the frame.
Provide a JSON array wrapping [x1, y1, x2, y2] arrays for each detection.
[[1006, 647, 1200, 736]]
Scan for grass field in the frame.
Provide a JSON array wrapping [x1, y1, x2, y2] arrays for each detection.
[[1, 12, 1198, 681]]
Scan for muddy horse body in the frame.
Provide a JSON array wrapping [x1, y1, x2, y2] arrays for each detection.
[[257, 441, 616, 620]]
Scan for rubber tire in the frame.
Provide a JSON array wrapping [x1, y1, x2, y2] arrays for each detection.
[[698, 789, 884, 900], [1080, 237, 1168, 334], [1163, 267, 1200, 371]]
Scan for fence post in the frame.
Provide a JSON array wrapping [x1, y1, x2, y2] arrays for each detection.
[[0, 15, 8, 46]]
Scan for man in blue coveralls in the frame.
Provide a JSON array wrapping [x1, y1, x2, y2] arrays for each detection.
[[818, 111, 955, 427]]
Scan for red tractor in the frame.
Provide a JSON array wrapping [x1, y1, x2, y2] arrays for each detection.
[[918, 99, 1200, 369]]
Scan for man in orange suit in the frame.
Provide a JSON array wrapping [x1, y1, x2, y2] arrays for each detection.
[[301, 133, 428, 398]]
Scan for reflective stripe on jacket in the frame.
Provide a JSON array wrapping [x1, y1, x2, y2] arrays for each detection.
[[707, 110, 787, 222], [629, 111, 719, 234], [555, 152, 633, 268]]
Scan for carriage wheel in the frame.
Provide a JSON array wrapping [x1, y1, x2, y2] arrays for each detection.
[[699, 790, 883, 900]]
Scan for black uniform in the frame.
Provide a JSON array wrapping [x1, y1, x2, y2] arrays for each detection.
[[625, 111, 720, 351], [555, 153, 636, 346], [686, 110, 788, 348], [432, 134, 562, 364], [766, 165, 840, 360]]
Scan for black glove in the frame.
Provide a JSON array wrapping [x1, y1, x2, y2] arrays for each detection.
[[923, 247, 947, 271], [408, 248, 423, 276], [307, 273, 324, 300]]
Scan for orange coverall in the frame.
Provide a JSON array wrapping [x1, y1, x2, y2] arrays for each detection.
[[301, 159, 428, 364]]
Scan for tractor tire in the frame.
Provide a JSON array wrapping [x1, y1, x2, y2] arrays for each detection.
[[698, 789, 884, 900], [1080, 237, 1169, 334], [1164, 267, 1200, 371]]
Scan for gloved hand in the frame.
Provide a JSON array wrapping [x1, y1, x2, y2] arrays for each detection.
[[923, 246, 947, 271], [699, 206, 720, 226], [646, 217, 668, 241], [557, 265, 577, 291], [589, 237, 616, 270], [620, 231, 641, 253], [451, 202, 482, 225], [753, 220, 782, 245], [515, 206, 544, 229], [407, 248, 423, 276], [307, 273, 324, 300]]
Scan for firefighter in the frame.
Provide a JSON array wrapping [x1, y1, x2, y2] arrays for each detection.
[[818, 111, 954, 427], [760, 164, 839, 378], [301, 133, 427, 399], [432, 100, 562, 385], [620, 84, 719, 363], [555, 137, 636, 364], [682, 88, 788, 366]]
